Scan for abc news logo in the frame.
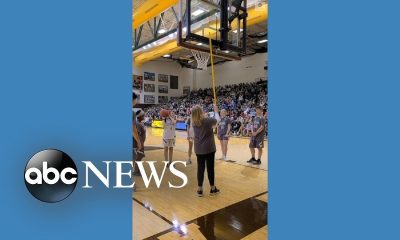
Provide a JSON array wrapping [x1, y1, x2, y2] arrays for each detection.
[[24, 149, 78, 203], [24, 149, 187, 203]]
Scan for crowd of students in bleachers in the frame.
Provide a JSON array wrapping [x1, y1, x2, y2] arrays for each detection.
[[143, 80, 268, 137]]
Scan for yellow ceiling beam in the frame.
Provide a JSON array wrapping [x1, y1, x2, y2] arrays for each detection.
[[134, 5, 268, 65], [133, 0, 178, 29]]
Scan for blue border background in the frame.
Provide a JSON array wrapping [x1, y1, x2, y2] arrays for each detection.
[[0, 0, 132, 239], [269, 0, 400, 239], [1, 0, 400, 239]]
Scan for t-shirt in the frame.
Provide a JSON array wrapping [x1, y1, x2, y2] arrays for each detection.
[[252, 116, 266, 141], [163, 118, 176, 139], [217, 117, 231, 136], [193, 118, 217, 155], [136, 121, 146, 143], [186, 118, 194, 138]]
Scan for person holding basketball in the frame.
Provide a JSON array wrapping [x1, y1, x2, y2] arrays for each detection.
[[162, 110, 176, 167], [191, 104, 221, 197], [217, 109, 231, 160], [247, 106, 266, 165]]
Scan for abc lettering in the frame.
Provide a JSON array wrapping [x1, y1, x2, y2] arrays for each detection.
[[25, 162, 77, 185], [25, 161, 188, 188]]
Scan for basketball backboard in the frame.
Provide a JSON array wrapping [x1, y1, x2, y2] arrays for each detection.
[[177, 0, 248, 61]]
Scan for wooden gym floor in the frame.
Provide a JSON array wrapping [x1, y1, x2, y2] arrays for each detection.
[[133, 128, 268, 240]]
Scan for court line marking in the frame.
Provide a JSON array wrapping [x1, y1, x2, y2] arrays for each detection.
[[138, 191, 269, 239], [132, 190, 268, 230], [132, 196, 174, 225]]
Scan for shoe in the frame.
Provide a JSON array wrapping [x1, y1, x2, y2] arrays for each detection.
[[210, 187, 220, 196], [223, 156, 228, 161], [186, 159, 192, 165], [247, 157, 256, 163], [252, 159, 261, 165], [166, 160, 172, 167], [197, 189, 203, 197], [218, 156, 224, 160]]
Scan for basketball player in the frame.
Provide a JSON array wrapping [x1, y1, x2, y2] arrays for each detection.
[[186, 115, 194, 164], [191, 104, 221, 197], [247, 106, 266, 165], [132, 92, 142, 191], [133, 93, 142, 151], [135, 110, 146, 164], [217, 109, 231, 160], [163, 111, 176, 167]]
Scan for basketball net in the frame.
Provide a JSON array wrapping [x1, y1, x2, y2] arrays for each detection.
[[191, 49, 210, 70]]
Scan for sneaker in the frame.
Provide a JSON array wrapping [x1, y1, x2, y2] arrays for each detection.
[[186, 159, 192, 165], [223, 156, 228, 161], [197, 190, 203, 197], [210, 187, 220, 196], [247, 157, 256, 163], [252, 159, 262, 165]]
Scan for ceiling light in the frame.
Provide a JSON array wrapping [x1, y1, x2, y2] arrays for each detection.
[[233, 29, 243, 33], [158, 29, 167, 34], [163, 54, 171, 58], [192, 9, 205, 16], [224, 50, 230, 53], [196, 43, 203, 46], [257, 39, 268, 43]]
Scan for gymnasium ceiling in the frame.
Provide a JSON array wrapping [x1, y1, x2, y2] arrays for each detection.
[[133, 0, 268, 69]]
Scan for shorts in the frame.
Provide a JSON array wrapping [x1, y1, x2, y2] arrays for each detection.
[[163, 138, 175, 147], [217, 135, 229, 141], [249, 137, 264, 148]]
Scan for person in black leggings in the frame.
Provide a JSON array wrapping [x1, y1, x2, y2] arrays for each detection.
[[191, 104, 221, 197]]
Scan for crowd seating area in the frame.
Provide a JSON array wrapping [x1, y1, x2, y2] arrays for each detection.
[[142, 80, 268, 137]]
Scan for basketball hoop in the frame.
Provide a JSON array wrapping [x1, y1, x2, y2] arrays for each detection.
[[191, 49, 210, 70]]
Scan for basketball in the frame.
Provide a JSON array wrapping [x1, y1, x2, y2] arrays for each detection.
[[160, 109, 170, 118]]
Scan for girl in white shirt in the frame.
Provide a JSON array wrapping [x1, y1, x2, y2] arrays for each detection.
[[163, 111, 176, 167], [186, 116, 194, 164]]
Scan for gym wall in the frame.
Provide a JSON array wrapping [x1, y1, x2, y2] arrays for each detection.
[[133, 52, 267, 103], [133, 60, 194, 104], [194, 52, 267, 89]]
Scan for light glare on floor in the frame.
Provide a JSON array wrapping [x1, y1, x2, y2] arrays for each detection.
[[172, 219, 179, 227], [180, 225, 188, 234]]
